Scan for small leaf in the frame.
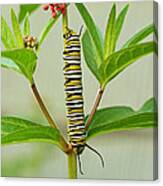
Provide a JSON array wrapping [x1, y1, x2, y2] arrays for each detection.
[[38, 17, 60, 49], [1, 57, 21, 73], [11, 8, 24, 48], [1, 48, 37, 83], [1, 16, 16, 49], [139, 97, 157, 113], [1, 116, 61, 148], [86, 97, 157, 140], [23, 13, 30, 36], [104, 4, 116, 58], [75, 3, 103, 66], [82, 30, 103, 83], [123, 24, 157, 48], [104, 41, 157, 85], [19, 4, 40, 23], [115, 4, 129, 44]]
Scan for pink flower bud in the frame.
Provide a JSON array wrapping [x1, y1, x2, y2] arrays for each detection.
[[43, 4, 49, 11], [52, 11, 56, 18]]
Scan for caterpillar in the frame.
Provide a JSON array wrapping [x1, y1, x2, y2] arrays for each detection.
[[63, 27, 104, 174]]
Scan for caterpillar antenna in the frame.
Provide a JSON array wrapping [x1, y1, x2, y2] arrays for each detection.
[[79, 25, 84, 37], [77, 154, 84, 175], [85, 144, 105, 168]]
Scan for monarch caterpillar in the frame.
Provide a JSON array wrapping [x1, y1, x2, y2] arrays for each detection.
[[63, 27, 104, 174]]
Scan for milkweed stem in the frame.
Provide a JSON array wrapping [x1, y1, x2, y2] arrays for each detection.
[[62, 8, 68, 34], [31, 80, 57, 128], [85, 87, 104, 130], [68, 151, 77, 179], [31, 79, 70, 154]]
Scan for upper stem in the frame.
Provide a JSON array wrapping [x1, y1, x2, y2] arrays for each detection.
[[31, 80, 70, 154], [85, 87, 104, 130], [62, 10, 68, 34], [31, 81, 57, 128]]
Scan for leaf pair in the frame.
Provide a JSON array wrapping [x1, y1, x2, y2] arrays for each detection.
[[2, 117, 62, 148], [76, 3, 157, 88], [1, 98, 157, 147], [1, 49, 37, 82], [86, 98, 157, 139], [1, 9, 36, 83]]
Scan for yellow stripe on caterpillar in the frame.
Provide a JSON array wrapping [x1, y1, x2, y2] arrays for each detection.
[[64, 65, 81, 71], [65, 80, 81, 86], [66, 95, 83, 101]]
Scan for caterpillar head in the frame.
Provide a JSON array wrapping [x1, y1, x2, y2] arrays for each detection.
[[77, 145, 85, 155]]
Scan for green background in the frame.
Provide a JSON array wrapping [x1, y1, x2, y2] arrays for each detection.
[[1, 1, 157, 180]]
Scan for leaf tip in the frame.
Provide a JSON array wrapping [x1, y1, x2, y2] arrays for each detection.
[[10, 8, 18, 22], [125, 3, 130, 9], [10, 8, 15, 16], [112, 3, 116, 8], [112, 3, 116, 12]]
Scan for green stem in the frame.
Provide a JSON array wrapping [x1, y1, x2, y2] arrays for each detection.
[[68, 151, 77, 179], [31, 80, 57, 129], [62, 10, 68, 33], [85, 86, 104, 130], [31, 79, 70, 154]]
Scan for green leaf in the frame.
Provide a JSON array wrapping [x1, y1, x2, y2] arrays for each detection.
[[11, 9, 24, 48], [75, 3, 103, 66], [139, 97, 157, 113], [86, 98, 157, 140], [104, 4, 116, 58], [1, 57, 21, 73], [104, 41, 157, 85], [82, 30, 103, 83], [1, 48, 37, 83], [1, 116, 61, 148], [19, 4, 40, 23], [23, 13, 30, 36], [1, 16, 17, 50], [115, 4, 129, 45], [123, 24, 157, 48], [38, 17, 60, 49]]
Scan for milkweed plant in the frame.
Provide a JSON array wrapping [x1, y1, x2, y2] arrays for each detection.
[[1, 3, 158, 179]]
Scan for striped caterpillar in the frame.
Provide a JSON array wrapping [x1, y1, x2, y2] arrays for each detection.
[[63, 27, 104, 174]]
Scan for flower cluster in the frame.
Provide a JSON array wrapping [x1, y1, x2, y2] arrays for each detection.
[[43, 3, 67, 18], [23, 36, 38, 50]]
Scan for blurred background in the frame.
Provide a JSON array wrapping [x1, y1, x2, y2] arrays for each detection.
[[1, 1, 156, 180]]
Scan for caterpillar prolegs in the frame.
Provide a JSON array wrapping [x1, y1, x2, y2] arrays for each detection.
[[63, 27, 104, 174]]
